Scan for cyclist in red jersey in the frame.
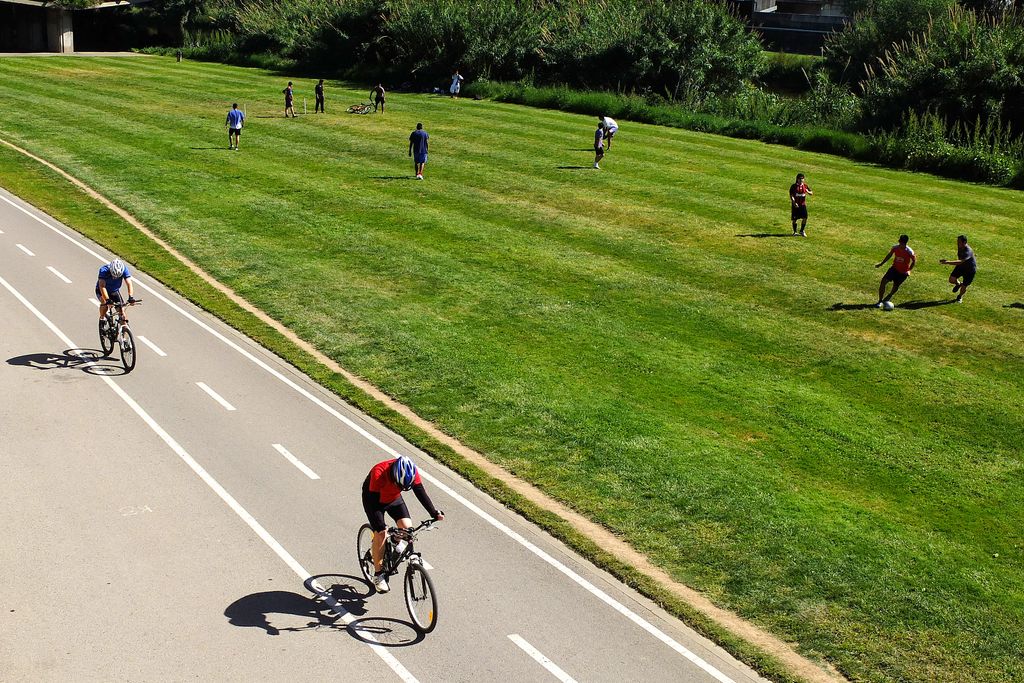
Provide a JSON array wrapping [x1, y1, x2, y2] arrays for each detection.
[[875, 234, 916, 307], [362, 456, 443, 592]]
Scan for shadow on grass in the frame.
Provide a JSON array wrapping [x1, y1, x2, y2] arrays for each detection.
[[370, 176, 415, 181], [736, 233, 796, 238], [1006, 302, 1024, 309], [556, 166, 592, 170], [899, 299, 957, 310], [829, 303, 877, 311]]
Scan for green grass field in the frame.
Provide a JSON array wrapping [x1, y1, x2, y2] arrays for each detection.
[[1, 56, 1021, 682]]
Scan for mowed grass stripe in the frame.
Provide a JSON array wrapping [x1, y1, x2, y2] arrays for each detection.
[[1, 56, 1022, 683]]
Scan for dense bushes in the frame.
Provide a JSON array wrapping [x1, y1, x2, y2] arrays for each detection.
[[860, 8, 1024, 135], [826, 0, 958, 85], [180, 0, 760, 97]]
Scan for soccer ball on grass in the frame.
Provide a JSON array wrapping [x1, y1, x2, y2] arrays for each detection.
[[882, 301, 895, 311]]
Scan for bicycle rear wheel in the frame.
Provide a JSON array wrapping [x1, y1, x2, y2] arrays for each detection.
[[119, 326, 136, 373], [356, 524, 375, 584], [99, 318, 114, 357], [404, 562, 438, 633]]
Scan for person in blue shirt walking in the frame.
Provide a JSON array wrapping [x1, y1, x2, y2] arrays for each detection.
[[225, 103, 245, 151], [409, 122, 429, 180], [96, 259, 135, 325]]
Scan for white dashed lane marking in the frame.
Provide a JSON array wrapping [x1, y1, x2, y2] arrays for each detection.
[[47, 266, 71, 284], [196, 382, 237, 411], [136, 335, 167, 357], [508, 634, 579, 683], [16, 243, 34, 256], [271, 444, 320, 480]]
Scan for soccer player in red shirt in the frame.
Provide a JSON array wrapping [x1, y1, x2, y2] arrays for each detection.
[[790, 173, 813, 237], [875, 234, 916, 307], [362, 456, 443, 592]]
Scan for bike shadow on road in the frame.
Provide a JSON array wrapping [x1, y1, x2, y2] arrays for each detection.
[[308, 574, 425, 647], [224, 575, 423, 645], [6, 349, 128, 376]]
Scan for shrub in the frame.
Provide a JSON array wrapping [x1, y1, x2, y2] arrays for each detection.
[[825, 0, 958, 86], [860, 7, 1024, 136]]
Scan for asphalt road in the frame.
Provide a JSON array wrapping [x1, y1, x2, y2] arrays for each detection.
[[0, 185, 766, 683]]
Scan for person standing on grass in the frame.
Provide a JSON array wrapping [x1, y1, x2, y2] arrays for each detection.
[[315, 79, 325, 113], [409, 122, 428, 180], [449, 69, 464, 98], [940, 234, 978, 304], [600, 115, 618, 150], [225, 103, 244, 151], [875, 234, 916, 307], [371, 83, 386, 113], [283, 81, 295, 118], [790, 173, 813, 236], [594, 120, 606, 169]]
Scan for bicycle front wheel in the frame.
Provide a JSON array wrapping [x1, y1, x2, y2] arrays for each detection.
[[119, 326, 136, 373], [404, 562, 438, 633], [99, 318, 114, 357], [356, 524, 375, 584]]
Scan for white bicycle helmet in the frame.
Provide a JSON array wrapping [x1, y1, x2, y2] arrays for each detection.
[[108, 259, 126, 278]]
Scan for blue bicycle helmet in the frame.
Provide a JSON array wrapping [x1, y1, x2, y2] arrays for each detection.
[[390, 456, 417, 490]]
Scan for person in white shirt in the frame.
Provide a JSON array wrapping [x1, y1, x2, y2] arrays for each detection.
[[600, 116, 619, 149], [450, 70, 464, 98]]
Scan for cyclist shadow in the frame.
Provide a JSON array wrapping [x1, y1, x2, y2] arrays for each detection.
[[307, 574, 425, 647], [224, 585, 350, 637], [6, 348, 126, 376], [223, 575, 423, 645]]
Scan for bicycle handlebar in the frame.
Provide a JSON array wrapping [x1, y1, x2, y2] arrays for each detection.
[[389, 519, 441, 541], [104, 298, 142, 307]]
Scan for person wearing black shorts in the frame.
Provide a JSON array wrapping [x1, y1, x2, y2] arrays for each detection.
[[371, 83, 386, 113], [875, 234, 916, 306], [315, 79, 325, 114], [283, 81, 295, 118], [789, 173, 813, 236], [940, 234, 977, 304], [362, 456, 443, 592]]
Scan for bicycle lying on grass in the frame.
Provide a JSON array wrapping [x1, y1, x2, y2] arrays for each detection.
[[347, 103, 373, 114], [357, 519, 440, 633], [99, 298, 141, 373]]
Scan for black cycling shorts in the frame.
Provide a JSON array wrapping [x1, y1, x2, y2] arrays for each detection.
[[362, 476, 410, 532]]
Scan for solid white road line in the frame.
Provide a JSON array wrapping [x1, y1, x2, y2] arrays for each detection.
[[137, 335, 167, 357], [16, 243, 34, 256], [196, 382, 236, 412], [0, 272, 419, 683], [271, 444, 320, 480], [46, 266, 72, 284], [1, 189, 736, 681], [88, 297, 100, 307], [508, 635, 579, 683]]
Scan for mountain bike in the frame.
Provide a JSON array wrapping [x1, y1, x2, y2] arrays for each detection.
[[357, 519, 440, 633], [347, 103, 373, 114], [98, 298, 141, 373]]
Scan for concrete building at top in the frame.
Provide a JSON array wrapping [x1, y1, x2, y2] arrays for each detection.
[[0, 0, 150, 53], [729, 1, 851, 54]]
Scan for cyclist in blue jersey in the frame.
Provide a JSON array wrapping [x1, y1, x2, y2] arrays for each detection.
[[96, 259, 136, 326]]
